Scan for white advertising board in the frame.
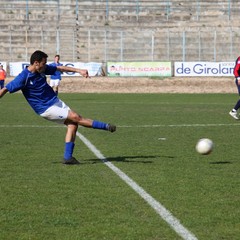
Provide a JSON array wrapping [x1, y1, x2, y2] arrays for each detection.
[[175, 62, 235, 77], [107, 62, 172, 77], [9, 62, 103, 77]]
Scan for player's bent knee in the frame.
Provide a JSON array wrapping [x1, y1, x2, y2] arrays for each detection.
[[67, 110, 83, 122]]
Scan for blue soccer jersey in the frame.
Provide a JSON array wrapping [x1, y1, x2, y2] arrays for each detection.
[[49, 62, 63, 80], [6, 65, 59, 114]]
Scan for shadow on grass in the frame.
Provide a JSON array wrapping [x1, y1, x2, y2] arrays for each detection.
[[52, 155, 175, 165], [83, 155, 175, 164], [209, 161, 232, 164]]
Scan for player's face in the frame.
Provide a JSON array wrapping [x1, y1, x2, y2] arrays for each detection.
[[35, 58, 47, 73], [55, 56, 59, 62]]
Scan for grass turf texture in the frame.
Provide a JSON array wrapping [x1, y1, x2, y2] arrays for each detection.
[[0, 93, 240, 239]]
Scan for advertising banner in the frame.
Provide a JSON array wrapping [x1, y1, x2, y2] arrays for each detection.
[[9, 62, 29, 76], [107, 62, 172, 77], [174, 62, 235, 77], [60, 62, 103, 77], [9, 62, 103, 77]]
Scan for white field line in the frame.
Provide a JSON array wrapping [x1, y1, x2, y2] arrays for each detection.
[[0, 123, 240, 128], [0, 125, 64, 128], [119, 123, 240, 128], [76, 131, 198, 240]]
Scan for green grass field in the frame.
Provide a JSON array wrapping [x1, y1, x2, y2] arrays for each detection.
[[0, 93, 240, 240]]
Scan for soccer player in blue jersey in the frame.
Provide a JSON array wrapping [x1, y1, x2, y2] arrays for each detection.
[[49, 54, 63, 95], [0, 50, 116, 165]]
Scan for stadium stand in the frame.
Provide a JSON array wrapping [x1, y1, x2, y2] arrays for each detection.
[[0, 0, 239, 62]]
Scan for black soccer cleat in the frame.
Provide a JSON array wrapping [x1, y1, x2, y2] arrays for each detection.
[[107, 124, 116, 133], [62, 157, 80, 165]]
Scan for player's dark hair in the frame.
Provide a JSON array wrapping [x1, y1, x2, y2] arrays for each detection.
[[30, 50, 48, 64]]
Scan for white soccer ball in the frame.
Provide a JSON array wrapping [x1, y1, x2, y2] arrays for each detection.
[[195, 138, 213, 155]]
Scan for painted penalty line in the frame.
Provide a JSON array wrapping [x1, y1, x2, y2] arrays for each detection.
[[0, 122, 240, 128], [76, 131, 198, 240]]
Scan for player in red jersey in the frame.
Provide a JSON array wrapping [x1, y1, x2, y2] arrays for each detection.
[[229, 56, 240, 120]]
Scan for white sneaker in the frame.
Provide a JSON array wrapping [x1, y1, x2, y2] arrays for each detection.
[[229, 111, 239, 120]]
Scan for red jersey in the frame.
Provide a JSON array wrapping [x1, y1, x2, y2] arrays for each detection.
[[234, 57, 240, 78], [0, 69, 6, 80]]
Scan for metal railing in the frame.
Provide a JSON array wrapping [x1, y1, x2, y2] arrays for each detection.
[[1, 28, 239, 63], [1, 0, 239, 23]]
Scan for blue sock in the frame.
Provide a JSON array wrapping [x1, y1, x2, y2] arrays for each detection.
[[92, 120, 108, 130], [64, 142, 75, 160]]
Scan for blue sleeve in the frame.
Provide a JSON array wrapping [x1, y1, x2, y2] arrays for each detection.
[[48, 62, 55, 67], [45, 65, 57, 75], [6, 71, 27, 93]]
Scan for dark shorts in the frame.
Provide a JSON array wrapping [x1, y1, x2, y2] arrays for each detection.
[[0, 80, 4, 89]]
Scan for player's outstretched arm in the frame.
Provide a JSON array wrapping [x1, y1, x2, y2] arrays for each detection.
[[56, 66, 89, 78], [0, 87, 8, 99]]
